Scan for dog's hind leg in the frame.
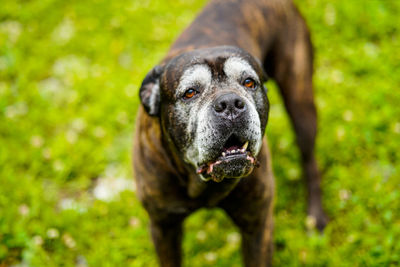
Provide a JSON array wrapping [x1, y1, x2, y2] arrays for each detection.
[[265, 7, 327, 231]]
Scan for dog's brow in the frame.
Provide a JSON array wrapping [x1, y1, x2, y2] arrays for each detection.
[[223, 57, 259, 83], [176, 64, 212, 97]]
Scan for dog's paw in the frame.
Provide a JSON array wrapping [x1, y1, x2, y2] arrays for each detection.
[[307, 209, 328, 232]]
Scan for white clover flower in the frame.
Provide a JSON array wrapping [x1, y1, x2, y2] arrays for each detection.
[[30, 135, 44, 148], [51, 18, 75, 45], [364, 42, 379, 58], [339, 189, 351, 201], [93, 126, 106, 138], [47, 228, 60, 239], [66, 129, 78, 144], [62, 233, 76, 249], [42, 148, 52, 160], [196, 230, 207, 242], [226, 232, 240, 245], [52, 55, 89, 84], [305, 216, 316, 230], [336, 126, 345, 141], [324, 4, 336, 26], [129, 217, 141, 228], [124, 84, 136, 98], [343, 110, 353, 122], [53, 160, 65, 172], [5, 102, 28, 119], [18, 204, 30, 216], [331, 69, 344, 84], [116, 111, 129, 125], [71, 118, 86, 132], [204, 252, 217, 263], [0, 20, 22, 43], [393, 122, 400, 134], [93, 176, 135, 201], [38, 77, 65, 98], [33, 235, 44, 246]]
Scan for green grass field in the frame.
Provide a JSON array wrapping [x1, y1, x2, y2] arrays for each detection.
[[1, 0, 399, 266]]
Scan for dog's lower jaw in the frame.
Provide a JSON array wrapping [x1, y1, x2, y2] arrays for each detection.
[[196, 151, 260, 183], [199, 164, 256, 183]]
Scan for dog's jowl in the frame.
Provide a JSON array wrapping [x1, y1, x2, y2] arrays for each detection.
[[133, 0, 327, 266]]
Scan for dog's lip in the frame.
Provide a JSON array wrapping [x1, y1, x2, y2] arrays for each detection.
[[196, 141, 258, 181]]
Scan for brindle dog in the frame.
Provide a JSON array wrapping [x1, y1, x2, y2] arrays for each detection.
[[133, 0, 327, 266]]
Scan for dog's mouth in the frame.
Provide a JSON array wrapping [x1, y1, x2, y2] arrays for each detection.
[[196, 134, 259, 182]]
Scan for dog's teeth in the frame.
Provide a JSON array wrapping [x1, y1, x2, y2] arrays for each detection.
[[242, 141, 249, 150], [222, 152, 226, 157]]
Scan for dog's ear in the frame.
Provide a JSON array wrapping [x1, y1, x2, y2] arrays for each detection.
[[139, 65, 164, 116]]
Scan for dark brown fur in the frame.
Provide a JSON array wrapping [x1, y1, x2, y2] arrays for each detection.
[[133, 0, 327, 266]]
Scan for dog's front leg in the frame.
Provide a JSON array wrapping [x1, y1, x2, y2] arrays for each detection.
[[239, 207, 274, 267], [221, 192, 274, 266], [218, 144, 275, 266], [150, 218, 184, 267]]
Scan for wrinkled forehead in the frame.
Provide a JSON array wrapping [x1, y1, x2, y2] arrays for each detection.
[[161, 46, 263, 96], [174, 57, 259, 97]]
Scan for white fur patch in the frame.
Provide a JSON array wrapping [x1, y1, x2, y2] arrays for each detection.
[[176, 64, 212, 98], [223, 57, 260, 84], [148, 83, 159, 115]]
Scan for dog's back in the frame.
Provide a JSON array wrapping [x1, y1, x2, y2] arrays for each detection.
[[166, 0, 295, 62]]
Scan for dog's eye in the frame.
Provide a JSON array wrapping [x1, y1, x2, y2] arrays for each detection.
[[183, 88, 197, 99], [243, 78, 256, 89]]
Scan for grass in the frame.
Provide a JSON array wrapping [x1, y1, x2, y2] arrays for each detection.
[[0, 0, 399, 266]]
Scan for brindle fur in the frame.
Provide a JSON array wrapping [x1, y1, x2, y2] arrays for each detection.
[[134, 0, 327, 266]]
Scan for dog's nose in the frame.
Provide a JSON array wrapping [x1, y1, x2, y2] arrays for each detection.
[[213, 93, 246, 120]]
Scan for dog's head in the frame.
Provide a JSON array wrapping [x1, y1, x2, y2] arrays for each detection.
[[139, 46, 269, 182]]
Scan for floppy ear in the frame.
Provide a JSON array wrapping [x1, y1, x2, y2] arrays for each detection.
[[139, 65, 164, 116]]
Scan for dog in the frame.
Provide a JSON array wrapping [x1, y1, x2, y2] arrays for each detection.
[[133, 0, 327, 265]]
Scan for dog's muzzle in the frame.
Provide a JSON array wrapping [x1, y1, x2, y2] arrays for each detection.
[[196, 92, 260, 182]]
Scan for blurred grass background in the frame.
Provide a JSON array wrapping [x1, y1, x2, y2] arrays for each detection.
[[1, 0, 400, 266]]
